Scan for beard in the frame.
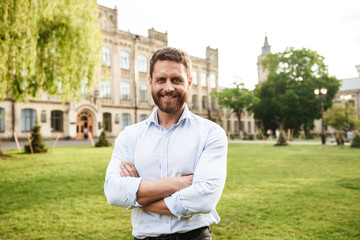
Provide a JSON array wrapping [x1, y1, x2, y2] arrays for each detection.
[[152, 90, 187, 114]]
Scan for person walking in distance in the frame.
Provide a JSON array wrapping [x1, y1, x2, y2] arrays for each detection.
[[104, 47, 228, 240]]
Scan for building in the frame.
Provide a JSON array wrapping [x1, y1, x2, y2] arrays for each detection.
[[0, 5, 220, 140]]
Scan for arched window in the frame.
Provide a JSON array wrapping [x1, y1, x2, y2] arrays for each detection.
[[0, 108, 4, 132], [201, 73, 207, 87], [21, 109, 36, 131], [138, 55, 147, 73], [103, 113, 112, 132], [120, 51, 130, 69], [102, 46, 111, 66], [51, 110, 63, 132], [120, 82, 130, 100], [100, 79, 111, 98], [192, 71, 198, 85], [122, 113, 131, 129]]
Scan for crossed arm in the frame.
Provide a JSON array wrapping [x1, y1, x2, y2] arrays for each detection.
[[120, 161, 193, 215]]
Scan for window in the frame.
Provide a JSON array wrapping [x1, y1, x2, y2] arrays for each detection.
[[241, 121, 244, 131], [21, 109, 36, 131], [210, 74, 216, 88], [192, 94, 198, 108], [234, 121, 239, 132], [120, 82, 130, 100], [103, 113, 112, 132], [122, 113, 131, 129], [201, 73, 207, 87], [202, 96, 208, 109], [140, 114, 147, 122], [100, 79, 111, 98], [192, 71, 198, 85], [120, 51, 130, 69], [102, 46, 111, 67], [138, 54, 147, 73], [227, 120, 231, 132], [82, 77, 88, 96], [51, 111, 63, 131], [0, 108, 4, 131], [248, 121, 252, 133], [139, 84, 147, 101], [211, 97, 216, 109]]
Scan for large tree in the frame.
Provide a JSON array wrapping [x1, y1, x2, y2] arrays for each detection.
[[0, 0, 102, 102], [324, 103, 360, 131], [253, 48, 341, 136], [212, 82, 259, 132]]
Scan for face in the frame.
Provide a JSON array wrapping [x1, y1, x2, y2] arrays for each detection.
[[149, 60, 192, 114]]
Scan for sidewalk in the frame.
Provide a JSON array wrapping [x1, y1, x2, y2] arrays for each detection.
[[1, 137, 116, 150], [2, 137, 349, 150]]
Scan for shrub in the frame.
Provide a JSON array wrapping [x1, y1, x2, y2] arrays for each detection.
[[95, 130, 111, 147], [275, 132, 288, 146], [350, 134, 360, 148], [24, 124, 47, 153]]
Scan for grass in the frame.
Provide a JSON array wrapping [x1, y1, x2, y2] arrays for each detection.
[[1, 144, 360, 239]]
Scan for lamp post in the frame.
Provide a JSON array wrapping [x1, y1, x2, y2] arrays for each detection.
[[340, 94, 352, 132], [314, 88, 327, 145]]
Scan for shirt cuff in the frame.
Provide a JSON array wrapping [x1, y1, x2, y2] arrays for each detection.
[[124, 177, 143, 210], [164, 191, 191, 219]]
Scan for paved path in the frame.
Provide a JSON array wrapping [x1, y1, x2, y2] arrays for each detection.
[[2, 138, 349, 150]]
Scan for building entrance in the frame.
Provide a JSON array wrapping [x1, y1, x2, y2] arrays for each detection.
[[76, 110, 94, 140]]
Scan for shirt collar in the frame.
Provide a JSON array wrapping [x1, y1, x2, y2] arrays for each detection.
[[146, 104, 194, 126]]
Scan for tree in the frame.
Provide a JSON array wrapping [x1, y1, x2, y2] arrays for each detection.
[[212, 82, 259, 132], [95, 130, 111, 147], [24, 123, 47, 153], [0, 0, 102, 102], [324, 103, 360, 131], [351, 135, 360, 148], [253, 48, 340, 137]]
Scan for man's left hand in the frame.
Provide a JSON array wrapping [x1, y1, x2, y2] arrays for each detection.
[[120, 161, 139, 177]]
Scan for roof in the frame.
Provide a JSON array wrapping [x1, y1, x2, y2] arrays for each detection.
[[339, 77, 360, 91]]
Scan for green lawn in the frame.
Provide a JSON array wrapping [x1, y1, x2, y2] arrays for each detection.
[[1, 144, 359, 239]]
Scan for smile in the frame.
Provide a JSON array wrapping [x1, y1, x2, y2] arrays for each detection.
[[162, 96, 176, 99]]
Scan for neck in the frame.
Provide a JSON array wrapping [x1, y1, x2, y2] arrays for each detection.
[[157, 105, 185, 130]]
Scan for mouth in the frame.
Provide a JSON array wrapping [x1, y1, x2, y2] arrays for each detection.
[[161, 95, 176, 99]]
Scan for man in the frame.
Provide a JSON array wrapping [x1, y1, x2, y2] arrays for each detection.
[[104, 47, 227, 240]]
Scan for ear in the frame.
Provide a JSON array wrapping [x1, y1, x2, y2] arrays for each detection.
[[148, 74, 152, 85], [187, 76, 193, 89]]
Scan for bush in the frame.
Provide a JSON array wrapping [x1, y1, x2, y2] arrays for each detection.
[[350, 134, 360, 148], [95, 130, 111, 147], [24, 124, 47, 153], [275, 131, 288, 146]]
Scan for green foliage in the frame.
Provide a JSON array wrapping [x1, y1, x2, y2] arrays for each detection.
[[325, 103, 360, 131], [253, 48, 341, 135], [24, 124, 47, 153], [95, 130, 111, 147], [212, 82, 259, 131], [274, 131, 288, 146], [350, 135, 360, 148], [0, 0, 102, 102]]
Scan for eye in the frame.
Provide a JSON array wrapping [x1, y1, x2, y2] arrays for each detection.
[[156, 77, 165, 83], [172, 78, 183, 83]]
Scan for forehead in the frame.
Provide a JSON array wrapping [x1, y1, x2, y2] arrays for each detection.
[[153, 60, 187, 77]]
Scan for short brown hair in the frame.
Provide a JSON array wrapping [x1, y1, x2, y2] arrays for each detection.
[[149, 47, 192, 78]]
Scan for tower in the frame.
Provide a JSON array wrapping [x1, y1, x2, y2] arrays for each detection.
[[257, 34, 271, 84]]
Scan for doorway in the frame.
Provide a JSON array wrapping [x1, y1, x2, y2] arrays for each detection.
[[76, 110, 94, 140]]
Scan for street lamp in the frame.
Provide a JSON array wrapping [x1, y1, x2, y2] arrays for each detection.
[[340, 94, 352, 132], [314, 88, 327, 145]]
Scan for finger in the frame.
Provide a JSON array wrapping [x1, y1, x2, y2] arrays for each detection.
[[120, 162, 131, 177], [123, 162, 139, 177]]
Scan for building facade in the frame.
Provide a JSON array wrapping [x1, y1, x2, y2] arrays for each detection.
[[0, 5, 220, 140]]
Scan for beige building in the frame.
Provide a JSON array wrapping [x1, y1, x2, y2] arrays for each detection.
[[0, 5, 220, 140]]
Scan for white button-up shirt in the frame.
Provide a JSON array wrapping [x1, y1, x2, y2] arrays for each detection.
[[104, 105, 227, 239]]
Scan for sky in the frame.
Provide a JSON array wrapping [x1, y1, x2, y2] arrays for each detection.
[[97, 0, 360, 90]]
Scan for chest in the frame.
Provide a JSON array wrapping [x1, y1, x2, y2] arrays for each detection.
[[133, 128, 203, 179]]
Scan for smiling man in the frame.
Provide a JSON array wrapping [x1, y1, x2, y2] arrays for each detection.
[[104, 47, 227, 240]]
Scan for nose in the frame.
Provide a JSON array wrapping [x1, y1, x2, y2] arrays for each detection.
[[164, 80, 174, 92]]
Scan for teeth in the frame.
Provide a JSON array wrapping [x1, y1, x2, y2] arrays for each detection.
[[163, 96, 175, 99]]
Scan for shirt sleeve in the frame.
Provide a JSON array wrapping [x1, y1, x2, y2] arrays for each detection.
[[104, 129, 143, 209], [164, 125, 228, 218]]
